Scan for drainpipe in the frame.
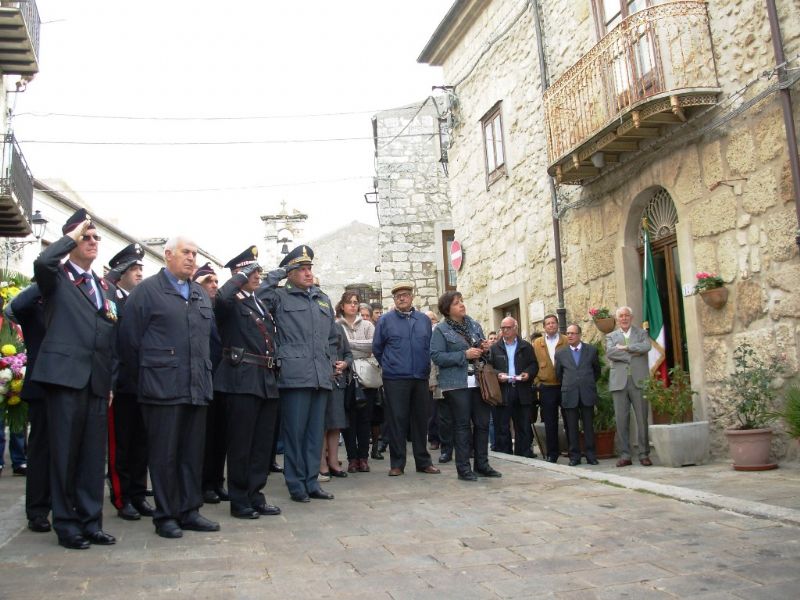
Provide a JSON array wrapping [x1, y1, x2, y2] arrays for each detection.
[[766, 0, 800, 252], [531, 0, 567, 332]]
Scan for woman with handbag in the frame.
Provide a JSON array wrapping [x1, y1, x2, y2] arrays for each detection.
[[337, 292, 378, 473], [318, 316, 352, 481], [430, 291, 502, 481]]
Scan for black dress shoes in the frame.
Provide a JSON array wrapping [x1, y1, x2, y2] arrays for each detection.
[[309, 489, 334, 500], [202, 489, 221, 504], [231, 508, 259, 519], [214, 487, 230, 501], [546, 456, 558, 463], [59, 534, 90, 550], [458, 471, 478, 481], [117, 502, 141, 521], [568, 459, 581, 466], [155, 520, 183, 539], [28, 516, 51, 533], [370, 446, 384, 460], [132, 498, 155, 517], [254, 503, 281, 516], [328, 467, 348, 478], [290, 494, 311, 503], [438, 453, 452, 464], [476, 467, 502, 478], [86, 530, 116, 545], [587, 458, 599, 465], [12, 465, 27, 476], [181, 514, 220, 532], [270, 463, 284, 473]]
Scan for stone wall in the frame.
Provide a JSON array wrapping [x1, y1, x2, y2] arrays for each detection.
[[423, 0, 800, 458], [374, 101, 451, 312]]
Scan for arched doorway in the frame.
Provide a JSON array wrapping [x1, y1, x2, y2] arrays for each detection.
[[637, 188, 688, 371]]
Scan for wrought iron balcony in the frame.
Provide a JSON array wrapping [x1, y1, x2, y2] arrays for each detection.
[[0, 0, 40, 75], [544, 1, 719, 184], [0, 133, 34, 237]]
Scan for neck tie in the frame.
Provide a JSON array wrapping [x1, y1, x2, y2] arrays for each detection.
[[572, 346, 580, 365], [80, 273, 100, 310]]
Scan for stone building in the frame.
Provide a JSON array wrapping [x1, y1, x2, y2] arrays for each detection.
[[373, 101, 453, 312], [414, 0, 800, 457]]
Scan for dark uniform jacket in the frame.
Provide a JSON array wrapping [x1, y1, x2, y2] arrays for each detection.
[[257, 272, 338, 390], [108, 285, 137, 395], [487, 336, 539, 406], [8, 284, 46, 401], [30, 236, 118, 398], [118, 268, 213, 405], [554, 343, 601, 409], [213, 274, 279, 399]]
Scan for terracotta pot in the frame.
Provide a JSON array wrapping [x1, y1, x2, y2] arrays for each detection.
[[699, 286, 728, 309], [725, 427, 777, 471], [593, 317, 616, 334], [594, 429, 616, 459]]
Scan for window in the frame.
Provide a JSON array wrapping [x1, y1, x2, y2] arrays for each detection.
[[441, 229, 457, 291], [594, 0, 654, 36], [481, 102, 506, 188]]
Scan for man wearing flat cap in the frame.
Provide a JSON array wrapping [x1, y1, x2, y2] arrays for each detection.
[[118, 235, 219, 539], [372, 282, 437, 476], [31, 208, 118, 549], [105, 242, 154, 522], [193, 263, 228, 505], [257, 245, 338, 503], [214, 246, 281, 519]]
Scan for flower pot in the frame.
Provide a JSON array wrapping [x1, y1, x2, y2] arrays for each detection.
[[593, 317, 616, 334], [725, 427, 777, 471], [593, 429, 616, 459], [649, 421, 709, 467], [699, 286, 728, 309]]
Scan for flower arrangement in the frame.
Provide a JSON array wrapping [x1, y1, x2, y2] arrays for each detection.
[[0, 270, 30, 433], [589, 307, 612, 319], [694, 272, 724, 293]]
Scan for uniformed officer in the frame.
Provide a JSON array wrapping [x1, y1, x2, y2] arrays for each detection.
[[257, 245, 338, 503], [105, 242, 154, 521], [118, 235, 219, 539], [214, 246, 281, 518], [194, 263, 229, 504], [31, 209, 118, 549]]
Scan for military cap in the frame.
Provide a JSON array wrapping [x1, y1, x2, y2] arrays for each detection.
[[224, 245, 259, 271], [108, 242, 145, 273], [62, 208, 94, 235], [192, 262, 217, 283], [390, 281, 414, 295], [279, 245, 314, 272]]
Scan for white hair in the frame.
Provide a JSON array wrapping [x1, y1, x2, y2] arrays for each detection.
[[164, 235, 197, 254], [616, 306, 633, 318]]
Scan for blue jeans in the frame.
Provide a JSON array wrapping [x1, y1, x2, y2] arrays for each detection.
[[0, 416, 27, 468]]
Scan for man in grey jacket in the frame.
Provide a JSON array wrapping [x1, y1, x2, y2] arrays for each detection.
[[257, 245, 339, 503], [605, 306, 652, 467]]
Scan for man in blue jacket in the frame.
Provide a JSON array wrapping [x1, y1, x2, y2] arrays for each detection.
[[372, 282, 438, 476]]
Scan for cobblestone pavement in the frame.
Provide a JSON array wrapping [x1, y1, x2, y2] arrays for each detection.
[[1, 450, 799, 599]]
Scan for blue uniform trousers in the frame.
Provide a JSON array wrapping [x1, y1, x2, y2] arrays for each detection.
[[280, 388, 326, 497]]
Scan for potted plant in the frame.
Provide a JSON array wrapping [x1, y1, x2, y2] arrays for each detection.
[[589, 306, 615, 334], [644, 367, 709, 467], [592, 341, 616, 458], [694, 271, 727, 309], [722, 342, 784, 471]]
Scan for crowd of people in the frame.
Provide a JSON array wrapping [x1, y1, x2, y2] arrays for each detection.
[[1, 207, 655, 550]]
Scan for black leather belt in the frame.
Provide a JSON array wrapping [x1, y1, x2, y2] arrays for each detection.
[[223, 348, 275, 369]]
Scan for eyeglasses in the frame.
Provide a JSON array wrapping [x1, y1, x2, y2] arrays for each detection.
[[393, 292, 411, 299], [81, 234, 101, 242], [500, 325, 516, 330]]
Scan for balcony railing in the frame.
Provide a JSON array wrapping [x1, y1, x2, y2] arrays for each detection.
[[0, 133, 34, 237], [0, 0, 41, 75], [544, 1, 719, 183]]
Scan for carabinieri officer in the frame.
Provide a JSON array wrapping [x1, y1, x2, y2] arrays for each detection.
[[214, 246, 281, 519]]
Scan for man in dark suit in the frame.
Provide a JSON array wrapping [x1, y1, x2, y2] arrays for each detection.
[[105, 242, 154, 522], [214, 246, 281, 519], [30, 209, 118, 549], [487, 317, 538, 457], [555, 324, 601, 466], [5, 284, 50, 533], [118, 235, 218, 539]]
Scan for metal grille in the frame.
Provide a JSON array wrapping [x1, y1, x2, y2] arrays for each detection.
[[639, 188, 677, 246]]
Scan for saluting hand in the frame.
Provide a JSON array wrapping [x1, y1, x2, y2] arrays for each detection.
[[67, 217, 93, 243]]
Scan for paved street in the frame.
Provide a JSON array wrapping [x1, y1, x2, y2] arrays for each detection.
[[1, 450, 800, 599]]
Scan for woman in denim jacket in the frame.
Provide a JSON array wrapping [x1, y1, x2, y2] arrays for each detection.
[[430, 291, 502, 481]]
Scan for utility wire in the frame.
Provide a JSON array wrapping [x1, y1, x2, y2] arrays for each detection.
[[19, 132, 432, 146], [13, 108, 382, 121]]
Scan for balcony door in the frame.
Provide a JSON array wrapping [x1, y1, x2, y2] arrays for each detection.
[[594, 0, 665, 112]]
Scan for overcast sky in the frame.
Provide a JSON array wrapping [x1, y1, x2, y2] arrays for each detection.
[[13, 1, 450, 263]]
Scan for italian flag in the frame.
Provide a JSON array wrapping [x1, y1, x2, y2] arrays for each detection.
[[642, 224, 667, 381]]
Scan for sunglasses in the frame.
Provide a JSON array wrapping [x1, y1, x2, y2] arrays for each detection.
[[81, 234, 101, 242]]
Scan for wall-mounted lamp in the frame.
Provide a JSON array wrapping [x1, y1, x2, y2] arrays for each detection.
[[709, 177, 748, 191], [590, 152, 605, 169]]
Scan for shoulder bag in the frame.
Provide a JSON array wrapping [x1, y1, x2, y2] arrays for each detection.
[[353, 356, 383, 389], [474, 360, 504, 406]]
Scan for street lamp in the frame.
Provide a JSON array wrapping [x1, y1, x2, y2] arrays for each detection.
[[3, 210, 49, 272], [30, 210, 48, 240]]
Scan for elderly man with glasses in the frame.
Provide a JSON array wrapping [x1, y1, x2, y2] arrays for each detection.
[[372, 282, 437, 477]]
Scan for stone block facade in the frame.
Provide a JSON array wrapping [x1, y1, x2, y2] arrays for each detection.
[[374, 102, 451, 312], [413, 0, 800, 459]]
